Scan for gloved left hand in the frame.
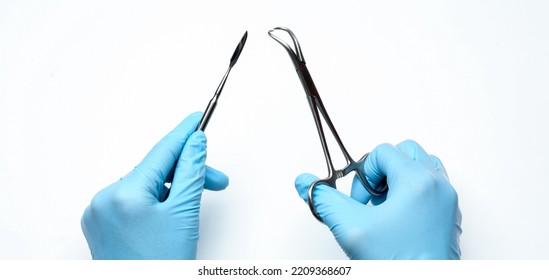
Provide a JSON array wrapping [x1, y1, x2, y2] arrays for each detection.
[[81, 112, 229, 259]]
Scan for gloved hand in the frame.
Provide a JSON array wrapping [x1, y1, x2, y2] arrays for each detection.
[[295, 140, 462, 259], [81, 112, 229, 259]]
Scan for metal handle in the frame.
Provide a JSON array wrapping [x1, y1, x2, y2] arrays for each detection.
[[307, 153, 389, 223]]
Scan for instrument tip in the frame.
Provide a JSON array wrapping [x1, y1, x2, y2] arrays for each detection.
[[229, 31, 248, 67]]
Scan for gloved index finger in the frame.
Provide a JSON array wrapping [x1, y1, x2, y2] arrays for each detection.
[[350, 174, 372, 205], [363, 143, 417, 198], [204, 165, 229, 191], [128, 112, 203, 188]]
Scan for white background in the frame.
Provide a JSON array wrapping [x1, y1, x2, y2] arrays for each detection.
[[1, 0, 548, 259]]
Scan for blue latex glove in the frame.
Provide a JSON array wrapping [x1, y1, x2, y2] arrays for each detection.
[[295, 140, 462, 259], [81, 112, 229, 259]]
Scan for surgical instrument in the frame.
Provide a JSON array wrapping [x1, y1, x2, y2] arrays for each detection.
[[268, 27, 387, 222], [163, 31, 248, 191]]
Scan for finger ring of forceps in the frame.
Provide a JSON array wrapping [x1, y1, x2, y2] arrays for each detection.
[[268, 27, 388, 223]]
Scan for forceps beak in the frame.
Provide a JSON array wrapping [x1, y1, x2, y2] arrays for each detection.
[[268, 27, 306, 64]]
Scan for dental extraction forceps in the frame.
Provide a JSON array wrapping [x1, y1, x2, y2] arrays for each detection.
[[268, 27, 388, 222]]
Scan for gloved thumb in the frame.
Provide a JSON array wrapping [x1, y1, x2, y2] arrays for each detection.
[[295, 173, 362, 228], [166, 131, 207, 206], [125, 112, 202, 198]]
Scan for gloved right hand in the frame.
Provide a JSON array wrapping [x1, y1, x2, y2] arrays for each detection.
[[295, 140, 462, 259]]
